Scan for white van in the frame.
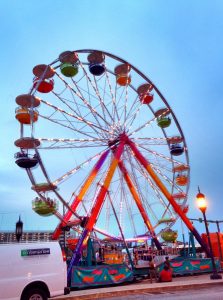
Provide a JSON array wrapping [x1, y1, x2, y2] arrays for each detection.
[[0, 241, 69, 300]]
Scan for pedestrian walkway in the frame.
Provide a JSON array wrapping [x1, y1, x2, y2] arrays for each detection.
[[53, 273, 223, 300]]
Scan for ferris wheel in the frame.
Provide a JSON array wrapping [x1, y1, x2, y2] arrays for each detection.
[[14, 49, 192, 250]]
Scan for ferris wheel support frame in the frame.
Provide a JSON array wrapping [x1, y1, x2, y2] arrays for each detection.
[[126, 136, 211, 257], [54, 137, 162, 248], [67, 138, 125, 279]]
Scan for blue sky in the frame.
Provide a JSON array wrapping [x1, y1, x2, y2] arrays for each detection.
[[1, 0, 223, 240]]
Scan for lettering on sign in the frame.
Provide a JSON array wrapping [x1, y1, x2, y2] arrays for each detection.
[[21, 248, 50, 257]]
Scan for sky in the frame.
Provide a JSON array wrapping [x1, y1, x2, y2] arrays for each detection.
[[1, 0, 223, 242]]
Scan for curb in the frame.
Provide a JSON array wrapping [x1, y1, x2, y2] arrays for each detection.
[[53, 279, 223, 300]]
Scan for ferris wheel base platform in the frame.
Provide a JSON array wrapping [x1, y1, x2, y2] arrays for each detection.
[[70, 264, 134, 288], [133, 257, 221, 278]]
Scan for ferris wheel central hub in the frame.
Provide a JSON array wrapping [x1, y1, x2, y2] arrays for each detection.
[[108, 133, 128, 148], [108, 137, 120, 148]]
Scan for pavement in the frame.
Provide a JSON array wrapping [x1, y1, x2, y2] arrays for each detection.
[[53, 273, 223, 300]]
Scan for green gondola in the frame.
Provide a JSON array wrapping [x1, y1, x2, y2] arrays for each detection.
[[161, 229, 178, 242], [60, 63, 78, 77], [32, 198, 58, 216], [157, 117, 171, 128]]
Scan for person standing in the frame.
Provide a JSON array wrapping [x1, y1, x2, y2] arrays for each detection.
[[164, 256, 170, 269], [164, 256, 173, 273], [148, 256, 158, 283]]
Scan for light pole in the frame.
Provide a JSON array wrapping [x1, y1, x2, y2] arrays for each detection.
[[15, 216, 23, 242], [196, 187, 222, 279]]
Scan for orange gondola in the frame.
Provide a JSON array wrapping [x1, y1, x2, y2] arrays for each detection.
[[175, 174, 188, 186], [114, 64, 131, 86], [15, 107, 38, 124]]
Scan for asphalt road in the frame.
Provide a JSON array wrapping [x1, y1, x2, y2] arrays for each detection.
[[102, 285, 223, 300]]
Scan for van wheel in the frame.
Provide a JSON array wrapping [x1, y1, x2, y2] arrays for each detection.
[[22, 288, 47, 300]]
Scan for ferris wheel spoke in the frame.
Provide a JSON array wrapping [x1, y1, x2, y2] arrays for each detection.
[[126, 151, 175, 231], [71, 79, 112, 116], [51, 148, 109, 186], [129, 115, 157, 136], [104, 69, 121, 129], [125, 99, 145, 132], [122, 85, 129, 131], [62, 109, 101, 138], [150, 162, 172, 174], [55, 72, 111, 133], [137, 143, 181, 165], [124, 95, 142, 130], [71, 84, 119, 140], [52, 90, 84, 119], [38, 138, 107, 149], [93, 74, 114, 122], [128, 108, 171, 137], [38, 144, 106, 149], [116, 85, 133, 132], [77, 62, 113, 127], [141, 171, 175, 221], [39, 113, 104, 141], [51, 90, 104, 137], [39, 109, 97, 134], [131, 137, 169, 145], [151, 165, 184, 194], [93, 77, 108, 123], [115, 87, 126, 122], [127, 148, 184, 224], [40, 98, 108, 135], [73, 78, 109, 136]]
